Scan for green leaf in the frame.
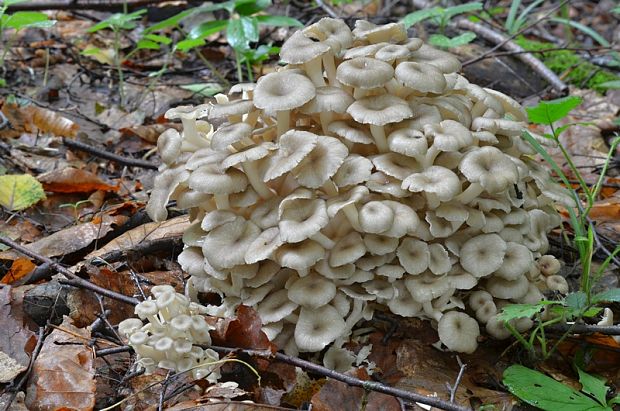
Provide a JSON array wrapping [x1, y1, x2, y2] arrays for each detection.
[[598, 80, 620, 89], [255, 14, 303, 27], [175, 37, 205, 52], [498, 301, 557, 322], [443, 2, 483, 19], [144, 9, 194, 33], [503, 365, 610, 411], [87, 9, 146, 32], [577, 367, 609, 406], [429, 32, 476, 48], [565, 291, 587, 314], [135, 39, 160, 50], [3, 11, 54, 30], [592, 288, 620, 304], [80, 46, 102, 55], [234, 0, 271, 16], [401, 7, 442, 29], [188, 19, 228, 39], [0, 174, 46, 211], [226, 16, 258, 51], [526, 96, 583, 125], [551, 17, 610, 47], [143, 33, 172, 45], [180, 82, 223, 96], [241, 16, 259, 42], [2, 0, 31, 6]]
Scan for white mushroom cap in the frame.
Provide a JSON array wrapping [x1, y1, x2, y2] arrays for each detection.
[[295, 305, 346, 352], [118, 318, 144, 337], [202, 217, 261, 269], [275, 240, 325, 271], [438, 311, 479, 354], [323, 346, 356, 373], [494, 242, 533, 280], [245, 227, 284, 264], [157, 129, 182, 165], [409, 44, 462, 73], [475, 300, 497, 324], [485, 315, 512, 340], [397, 238, 429, 275], [401, 166, 461, 202], [405, 274, 451, 303], [546, 275, 569, 294], [145, 166, 189, 222], [347, 94, 413, 127], [333, 155, 374, 187], [358, 201, 394, 234], [336, 57, 394, 90], [330, 232, 367, 267], [279, 198, 329, 243], [257, 289, 299, 324], [460, 234, 507, 278], [428, 243, 451, 275], [459, 146, 519, 194], [178, 247, 206, 277], [538, 255, 561, 276], [364, 234, 399, 255], [388, 281, 422, 316], [292, 136, 349, 188], [211, 122, 252, 151], [288, 273, 337, 309], [395, 62, 446, 94], [263, 130, 318, 181], [485, 276, 529, 299], [468, 290, 493, 311]]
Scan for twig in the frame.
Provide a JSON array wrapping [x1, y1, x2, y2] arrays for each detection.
[[547, 323, 620, 335], [210, 346, 471, 411], [158, 371, 172, 411], [96, 345, 133, 357], [62, 138, 159, 170], [2, 327, 46, 411], [456, 19, 567, 92], [314, 0, 340, 19], [0, 236, 139, 306], [446, 356, 467, 403]]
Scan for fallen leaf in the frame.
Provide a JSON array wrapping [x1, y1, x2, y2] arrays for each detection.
[[213, 305, 273, 351], [0, 214, 127, 260], [25, 317, 95, 410], [0, 287, 36, 383], [28, 106, 79, 137], [38, 168, 118, 193], [311, 368, 401, 411], [0, 174, 46, 211], [167, 400, 282, 410], [121, 123, 181, 144], [1, 258, 36, 284]]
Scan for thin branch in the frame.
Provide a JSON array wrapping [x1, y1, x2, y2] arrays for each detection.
[[0, 236, 139, 306], [547, 323, 620, 335], [314, 0, 340, 19], [447, 356, 467, 403], [209, 346, 471, 411], [96, 346, 133, 357], [7, 0, 165, 11], [63, 138, 159, 170]]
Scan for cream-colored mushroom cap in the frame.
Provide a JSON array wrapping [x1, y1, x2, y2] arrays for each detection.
[[275, 240, 325, 271], [211, 122, 252, 151], [395, 62, 446, 94], [188, 164, 248, 195], [279, 198, 329, 243], [401, 166, 461, 202], [304, 17, 353, 53], [178, 247, 206, 277], [200, 210, 236, 231], [202, 217, 260, 269], [546, 275, 569, 294], [468, 290, 493, 311], [254, 71, 316, 113], [405, 274, 451, 302], [460, 234, 507, 278], [263, 130, 319, 181], [538, 255, 561, 276], [438, 311, 479, 354], [424, 120, 473, 152], [397, 238, 430, 275], [208, 99, 254, 120], [333, 155, 373, 187], [257, 289, 299, 324], [343, 43, 386, 60], [475, 300, 497, 324], [486, 315, 512, 340], [387, 128, 427, 157], [245, 227, 284, 264], [145, 166, 189, 222], [327, 121, 373, 145], [381, 201, 420, 238], [485, 276, 529, 299], [358, 201, 394, 234], [375, 44, 410, 62], [288, 273, 337, 309], [301, 86, 354, 115], [372, 153, 421, 180], [280, 30, 330, 64], [459, 146, 519, 194], [157, 129, 182, 165], [388, 282, 422, 317], [428, 243, 451, 275], [367, 172, 409, 198], [330, 232, 367, 267], [347, 94, 413, 126], [292, 136, 348, 188], [409, 44, 462, 73], [495, 242, 533, 280], [323, 346, 356, 373], [352, 21, 407, 43], [363, 234, 399, 255], [165, 104, 210, 121], [295, 305, 346, 352], [336, 57, 394, 89]]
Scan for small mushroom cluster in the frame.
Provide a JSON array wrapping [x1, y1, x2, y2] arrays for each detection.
[[147, 18, 574, 355], [118, 286, 221, 381]]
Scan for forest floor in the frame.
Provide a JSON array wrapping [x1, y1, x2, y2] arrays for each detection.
[[0, 0, 619, 410]]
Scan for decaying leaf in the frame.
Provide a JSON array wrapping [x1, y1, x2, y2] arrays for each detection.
[[121, 123, 182, 144], [28, 105, 79, 137], [1, 258, 36, 284], [213, 305, 273, 351], [38, 168, 118, 193], [25, 316, 95, 410], [0, 287, 36, 383], [0, 174, 46, 211]]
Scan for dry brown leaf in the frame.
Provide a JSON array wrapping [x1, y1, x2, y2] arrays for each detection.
[[0, 214, 127, 260], [38, 168, 118, 193], [121, 123, 182, 144], [27, 106, 79, 137], [213, 305, 273, 351], [311, 368, 401, 411], [1, 258, 36, 284], [167, 401, 283, 411], [25, 317, 95, 410], [0, 287, 36, 383]]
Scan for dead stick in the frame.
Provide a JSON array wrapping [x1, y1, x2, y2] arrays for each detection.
[[210, 346, 471, 411], [0, 236, 139, 305], [63, 138, 159, 170], [456, 19, 567, 92], [547, 323, 620, 335]]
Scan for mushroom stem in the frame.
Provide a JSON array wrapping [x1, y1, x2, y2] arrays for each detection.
[[422, 145, 440, 168], [425, 193, 440, 209], [385, 78, 410, 99], [323, 52, 339, 87], [322, 180, 338, 196], [353, 88, 368, 99], [276, 110, 291, 138], [181, 118, 199, 142], [455, 182, 484, 204], [244, 110, 260, 128], [311, 232, 335, 249], [422, 301, 442, 322], [369, 125, 389, 153], [214, 194, 230, 210], [304, 56, 326, 87], [242, 161, 274, 199], [319, 112, 333, 134]]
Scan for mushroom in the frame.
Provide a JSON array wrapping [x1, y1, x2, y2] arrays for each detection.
[[437, 311, 480, 354], [295, 305, 346, 352]]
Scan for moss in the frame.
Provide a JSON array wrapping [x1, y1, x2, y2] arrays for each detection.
[[514, 36, 619, 93]]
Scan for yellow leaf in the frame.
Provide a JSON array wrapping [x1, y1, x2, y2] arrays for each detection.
[[0, 174, 46, 211]]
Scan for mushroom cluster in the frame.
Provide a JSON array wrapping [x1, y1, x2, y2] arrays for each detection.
[[118, 286, 221, 381], [146, 18, 574, 355]]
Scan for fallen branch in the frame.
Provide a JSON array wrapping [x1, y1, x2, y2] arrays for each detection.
[[7, 0, 165, 11], [0, 236, 139, 306], [63, 138, 159, 170], [547, 323, 620, 335], [210, 346, 472, 411], [456, 19, 567, 92]]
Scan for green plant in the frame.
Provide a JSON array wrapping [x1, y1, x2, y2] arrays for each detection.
[[85, 9, 147, 108], [504, 364, 620, 410], [401, 2, 482, 48], [0, 0, 55, 73], [147, 0, 301, 82], [504, 0, 544, 35], [497, 97, 620, 359], [59, 199, 92, 225]]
